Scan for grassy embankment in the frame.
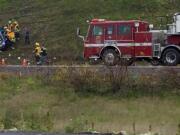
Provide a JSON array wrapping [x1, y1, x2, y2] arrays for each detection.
[[0, 68, 179, 135], [0, 0, 179, 64]]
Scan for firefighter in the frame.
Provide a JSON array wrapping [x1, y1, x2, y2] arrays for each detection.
[[3, 27, 15, 49], [6, 29, 16, 49], [7, 20, 13, 31], [7, 30, 16, 42], [33, 42, 42, 65], [24, 27, 30, 45], [13, 21, 20, 40], [40, 46, 48, 64]]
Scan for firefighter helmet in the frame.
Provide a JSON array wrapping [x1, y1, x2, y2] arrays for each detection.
[[14, 21, 18, 25], [8, 20, 12, 24], [35, 42, 40, 47]]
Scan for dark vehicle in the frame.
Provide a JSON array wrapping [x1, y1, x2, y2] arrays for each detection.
[[0, 31, 6, 50]]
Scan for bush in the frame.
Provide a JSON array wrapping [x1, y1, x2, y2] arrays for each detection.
[[66, 67, 128, 95], [51, 67, 180, 98]]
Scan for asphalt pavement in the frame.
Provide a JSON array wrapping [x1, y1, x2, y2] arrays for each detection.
[[0, 65, 179, 76]]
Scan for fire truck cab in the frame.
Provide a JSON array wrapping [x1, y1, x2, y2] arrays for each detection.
[[77, 13, 180, 66]]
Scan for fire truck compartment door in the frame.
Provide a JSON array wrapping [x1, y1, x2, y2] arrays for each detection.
[[134, 32, 152, 57], [116, 24, 135, 57]]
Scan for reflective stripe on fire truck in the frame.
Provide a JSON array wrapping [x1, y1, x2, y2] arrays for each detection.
[[84, 43, 152, 47]]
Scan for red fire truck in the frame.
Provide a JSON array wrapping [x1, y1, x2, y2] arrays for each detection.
[[77, 13, 180, 66]]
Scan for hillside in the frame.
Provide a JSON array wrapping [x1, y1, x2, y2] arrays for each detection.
[[0, 0, 180, 64]]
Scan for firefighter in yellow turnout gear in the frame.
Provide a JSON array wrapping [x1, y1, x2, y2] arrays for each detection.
[[4, 26, 16, 49], [7, 20, 13, 31], [13, 21, 20, 40], [7, 30, 16, 43], [6, 19, 20, 42], [34, 42, 42, 65]]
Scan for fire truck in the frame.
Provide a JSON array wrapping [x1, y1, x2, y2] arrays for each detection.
[[77, 13, 180, 66]]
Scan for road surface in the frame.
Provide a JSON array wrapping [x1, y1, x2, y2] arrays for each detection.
[[0, 65, 179, 76], [0, 131, 110, 135]]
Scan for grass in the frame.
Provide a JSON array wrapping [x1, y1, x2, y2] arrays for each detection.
[[0, 0, 180, 64], [0, 70, 179, 135], [1, 85, 180, 134]]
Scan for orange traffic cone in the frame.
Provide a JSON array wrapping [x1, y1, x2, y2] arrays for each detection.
[[22, 59, 28, 66], [1, 58, 5, 65]]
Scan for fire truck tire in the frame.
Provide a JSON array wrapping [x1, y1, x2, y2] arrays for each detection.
[[162, 49, 180, 66], [103, 49, 119, 66]]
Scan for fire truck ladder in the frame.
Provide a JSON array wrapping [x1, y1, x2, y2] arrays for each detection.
[[153, 43, 161, 58]]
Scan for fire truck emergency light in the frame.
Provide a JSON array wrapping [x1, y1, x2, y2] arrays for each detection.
[[135, 22, 139, 32], [135, 22, 139, 27]]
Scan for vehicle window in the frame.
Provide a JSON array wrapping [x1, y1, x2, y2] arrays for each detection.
[[107, 26, 113, 35], [118, 25, 131, 35], [93, 26, 103, 36]]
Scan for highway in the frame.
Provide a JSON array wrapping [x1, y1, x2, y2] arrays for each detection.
[[0, 131, 74, 135], [0, 131, 107, 135], [0, 65, 179, 76]]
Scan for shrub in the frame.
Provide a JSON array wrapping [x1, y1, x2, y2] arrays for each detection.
[[49, 67, 180, 98]]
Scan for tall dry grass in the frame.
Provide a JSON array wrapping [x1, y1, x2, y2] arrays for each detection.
[[49, 67, 180, 98]]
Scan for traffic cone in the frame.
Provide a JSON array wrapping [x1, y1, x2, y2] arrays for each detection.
[[1, 58, 5, 65], [22, 59, 28, 66]]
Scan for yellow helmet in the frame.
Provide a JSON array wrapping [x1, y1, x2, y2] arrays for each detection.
[[35, 42, 40, 46], [14, 21, 18, 25], [8, 20, 12, 24]]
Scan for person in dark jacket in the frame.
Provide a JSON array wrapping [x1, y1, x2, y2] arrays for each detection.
[[24, 27, 30, 45]]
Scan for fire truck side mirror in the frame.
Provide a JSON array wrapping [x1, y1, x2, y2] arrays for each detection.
[[77, 27, 85, 41], [77, 27, 80, 36]]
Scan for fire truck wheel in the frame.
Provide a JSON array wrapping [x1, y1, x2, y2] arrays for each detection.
[[103, 49, 119, 66], [163, 49, 180, 66]]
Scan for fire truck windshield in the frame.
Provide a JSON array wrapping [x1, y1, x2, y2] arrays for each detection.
[[93, 26, 103, 36]]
